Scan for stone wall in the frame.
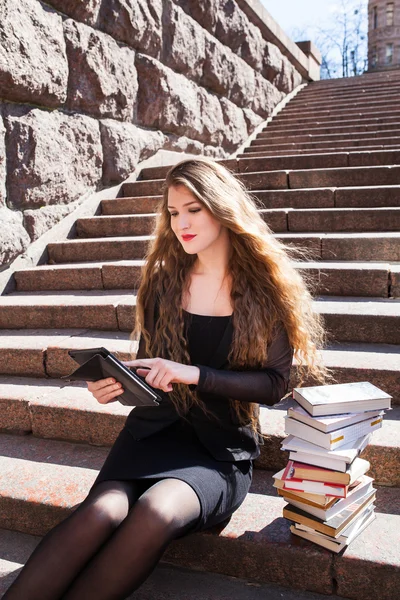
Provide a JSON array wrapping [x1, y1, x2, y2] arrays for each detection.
[[0, 0, 308, 267]]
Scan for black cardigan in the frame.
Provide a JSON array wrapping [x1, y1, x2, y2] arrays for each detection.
[[124, 295, 294, 462]]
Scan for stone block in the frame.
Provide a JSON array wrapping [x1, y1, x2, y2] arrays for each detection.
[[173, 0, 219, 34], [252, 73, 283, 119], [254, 188, 335, 209], [136, 54, 224, 145], [23, 202, 80, 242], [5, 107, 103, 210], [47, 238, 149, 263], [163, 134, 204, 156], [15, 265, 104, 292], [335, 186, 400, 208], [0, 0, 68, 107], [163, 1, 206, 81], [76, 215, 155, 238], [242, 108, 264, 134], [202, 33, 256, 109], [101, 197, 161, 215], [322, 234, 400, 261], [29, 385, 128, 446], [102, 262, 142, 290], [215, 0, 265, 72], [98, 0, 163, 58], [239, 170, 288, 190], [276, 56, 295, 94], [100, 119, 165, 185], [0, 207, 30, 266], [0, 346, 45, 378], [219, 98, 248, 151], [64, 19, 138, 121], [391, 265, 400, 297], [123, 178, 164, 197], [45, 0, 102, 26], [262, 42, 283, 84]]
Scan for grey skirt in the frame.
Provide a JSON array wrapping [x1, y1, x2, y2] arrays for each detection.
[[92, 418, 253, 534]]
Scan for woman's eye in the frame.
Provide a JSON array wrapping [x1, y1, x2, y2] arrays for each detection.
[[170, 213, 177, 217], [189, 208, 201, 213]]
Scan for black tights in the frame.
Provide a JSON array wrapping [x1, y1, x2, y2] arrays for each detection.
[[3, 478, 201, 600]]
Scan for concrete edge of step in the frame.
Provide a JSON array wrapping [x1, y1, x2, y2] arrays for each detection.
[[229, 83, 308, 159]]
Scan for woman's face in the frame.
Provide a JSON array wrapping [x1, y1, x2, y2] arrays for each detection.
[[167, 184, 226, 255]]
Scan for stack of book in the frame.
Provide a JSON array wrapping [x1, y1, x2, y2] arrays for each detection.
[[273, 381, 392, 553]]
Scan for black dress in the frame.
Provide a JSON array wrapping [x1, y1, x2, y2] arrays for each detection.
[[92, 310, 253, 534]]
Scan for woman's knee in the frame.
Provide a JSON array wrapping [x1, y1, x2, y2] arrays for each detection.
[[78, 481, 135, 530], [132, 479, 201, 534]]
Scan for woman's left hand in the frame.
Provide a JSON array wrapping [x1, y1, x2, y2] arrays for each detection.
[[122, 358, 200, 393]]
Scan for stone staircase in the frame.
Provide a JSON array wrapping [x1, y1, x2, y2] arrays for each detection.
[[1, 69, 400, 599]]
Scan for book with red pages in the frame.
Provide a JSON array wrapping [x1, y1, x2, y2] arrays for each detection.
[[281, 460, 348, 497], [290, 457, 370, 486], [281, 433, 371, 473]]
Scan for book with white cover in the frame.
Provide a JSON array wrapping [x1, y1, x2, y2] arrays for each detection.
[[282, 475, 374, 520], [296, 502, 375, 544], [288, 404, 384, 433], [288, 451, 349, 473], [284, 414, 383, 450], [291, 508, 375, 553], [293, 381, 391, 417], [282, 433, 371, 466]]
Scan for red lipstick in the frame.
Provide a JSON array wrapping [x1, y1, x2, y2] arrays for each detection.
[[182, 234, 197, 241]]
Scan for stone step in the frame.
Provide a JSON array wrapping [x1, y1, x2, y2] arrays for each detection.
[[0, 369, 398, 460], [47, 236, 150, 263], [12, 260, 399, 298], [291, 86, 400, 103], [122, 179, 164, 197], [0, 433, 398, 600], [260, 122, 400, 137], [281, 165, 400, 189], [0, 291, 137, 331], [138, 158, 238, 182], [274, 110, 400, 126], [252, 129, 400, 145], [0, 329, 134, 378], [266, 115, 400, 132], [313, 296, 400, 344], [287, 94, 400, 112], [46, 232, 400, 263], [249, 137, 400, 151], [241, 144, 400, 157], [101, 195, 161, 214], [280, 101, 400, 119], [0, 292, 398, 342], [14, 260, 144, 291], [0, 547, 354, 600], [102, 186, 400, 216], [74, 207, 400, 239], [240, 150, 400, 171]]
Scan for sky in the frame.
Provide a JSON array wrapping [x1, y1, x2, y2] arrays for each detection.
[[261, 0, 355, 41]]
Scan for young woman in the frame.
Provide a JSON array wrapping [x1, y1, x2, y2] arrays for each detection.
[[4, 158, 330, 600]]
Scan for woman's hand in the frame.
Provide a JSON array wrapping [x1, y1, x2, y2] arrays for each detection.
[[86, 378, 124, 405], [122, 358, 200, 393]]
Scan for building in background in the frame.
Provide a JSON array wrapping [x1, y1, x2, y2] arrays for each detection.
[[368, 0, 400, 70]]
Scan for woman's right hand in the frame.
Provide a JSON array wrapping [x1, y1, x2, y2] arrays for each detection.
[[86, 378, 124, 404]]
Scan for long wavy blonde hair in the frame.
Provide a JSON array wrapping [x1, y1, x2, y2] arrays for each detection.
[[131, 157, 332, 432]]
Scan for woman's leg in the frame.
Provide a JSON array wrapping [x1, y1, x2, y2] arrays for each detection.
[[62, 478, 202, 600], [3, 480, 141, 600]]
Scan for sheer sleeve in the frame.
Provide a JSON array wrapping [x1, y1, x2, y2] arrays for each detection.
[[194, 323, 293, 406]]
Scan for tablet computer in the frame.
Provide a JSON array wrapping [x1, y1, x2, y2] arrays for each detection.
[[62, 347, 163, 407]]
